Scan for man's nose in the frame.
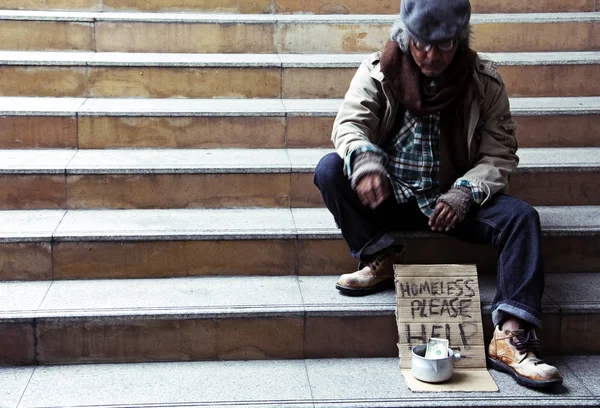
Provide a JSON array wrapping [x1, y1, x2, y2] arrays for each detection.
[[426, 45, 442, 60]]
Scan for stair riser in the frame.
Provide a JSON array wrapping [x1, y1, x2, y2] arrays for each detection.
[[0, 323, 35, 365], [560, 315, 600, 354], [513, 115, 600, 148], [103, 0, 272, 13], [52, 240, 300, 280], [66, 174, 292, 209], [403, 236, 600, 278], [1, 312, 569, 365], [0, 0, 273, 13], [509, 172, 600, 206], [1, 236, 597, 281], [0, 21, 93, 51], [0, 67, 282, 98], [286, 114, 600, 149], [293, 171, 600, 208], [0, 116, 77, 148], [36, 317, 306, 364], [0, 242, 52, 281], [2, 0, 596, 13], [279, 22, 599, 54], [281, 68, 357, 99], [2, 114, 596, 149], [1, 20, 598, 53], [0, 0, 100, 11], [78, 116, 288, 149], [2, 170, 597, 209], [276, 0, 598, 14], [287, 66, 600, 99], [306, 315, 563, 358], [0, 67, 89, 98], [501, 65, 600, 98], [97, 22, 277, 54], [1, 65, 598, 98], [0, 175, 66, 209]]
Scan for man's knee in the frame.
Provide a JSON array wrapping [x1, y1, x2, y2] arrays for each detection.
[[512, 200, 540, 224], [314, 152, 345, 189], [498, 196, 540, 226]]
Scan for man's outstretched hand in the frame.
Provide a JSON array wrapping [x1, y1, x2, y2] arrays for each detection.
[[356, 173, 389, 209], [429, 201, 460, 231]]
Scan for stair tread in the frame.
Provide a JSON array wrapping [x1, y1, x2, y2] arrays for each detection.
[[1, 273, 596, 320], [1, 96, 599, 116], [0, 205, 598, 242], [286, 147, 600, 173], [2, 356, 600, 407], [64, 149, 293, 174], [0, 210, 66, 242], [0, 50, 281, 66], [278, 51, 600, 67], [282, 97, 600, 115], [0, 9, 598, 22], [0, 147, 598, 174], [0, 50, 598, 67], [291, 206, 600, 238]]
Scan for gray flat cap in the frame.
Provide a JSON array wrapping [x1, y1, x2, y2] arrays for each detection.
[[401, 0, 471, 43]]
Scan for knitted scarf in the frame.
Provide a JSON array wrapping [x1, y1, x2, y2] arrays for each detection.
[[380, 40, 476, 116], [380, 40, 476, 193]]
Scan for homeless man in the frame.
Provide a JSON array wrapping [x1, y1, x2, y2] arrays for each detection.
[[313, 0, 562, 389]]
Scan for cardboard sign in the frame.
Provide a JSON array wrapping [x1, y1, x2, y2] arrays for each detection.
[[394, 264, 497, 392]]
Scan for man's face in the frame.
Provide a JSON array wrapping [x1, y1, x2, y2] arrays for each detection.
[[409, 38, 458, 77]]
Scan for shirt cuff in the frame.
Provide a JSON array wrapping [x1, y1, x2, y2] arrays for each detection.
[[344, 144, 387, 179], [452, 179, 487, 205]]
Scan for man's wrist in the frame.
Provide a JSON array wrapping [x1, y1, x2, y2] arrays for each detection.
[[351, 152, 387, 189]]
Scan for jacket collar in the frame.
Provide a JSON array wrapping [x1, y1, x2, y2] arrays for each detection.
[[367, 52, 385, 82]]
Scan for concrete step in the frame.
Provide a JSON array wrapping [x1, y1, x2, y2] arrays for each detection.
[[0, 51, 597, 98], [290, 147, 600, 208], [1, 97, 598, 149], [3, 356, 600, 408], [0, 206, 598, 281], [2, 0, 598, 14], [0, 11, 598, 53], [0, 147, 598, 209], [1, 273, 599, 364]]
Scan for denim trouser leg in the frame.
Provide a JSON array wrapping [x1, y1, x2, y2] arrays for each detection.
[[449, 194, 545, 329], [313, 153, 427, 259]]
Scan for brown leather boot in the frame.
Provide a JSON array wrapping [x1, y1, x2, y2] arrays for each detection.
[[488, 325, 562, 388], [335, 245, 404, 296]]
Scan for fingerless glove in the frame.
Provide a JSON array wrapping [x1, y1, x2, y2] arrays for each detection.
[[351, 152, 387, 189], [437, 186, 475, 221]]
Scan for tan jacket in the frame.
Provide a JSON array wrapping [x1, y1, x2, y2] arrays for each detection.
[[331, 51, 519, 204]]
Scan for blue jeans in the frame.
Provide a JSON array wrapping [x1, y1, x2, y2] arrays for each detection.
[[314, 153, 544, 329]]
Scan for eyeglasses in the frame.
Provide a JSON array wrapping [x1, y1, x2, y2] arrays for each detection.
[[412, 38, 456, 52]]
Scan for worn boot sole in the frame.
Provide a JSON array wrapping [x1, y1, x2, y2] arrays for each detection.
[[335, 279, 395, 296], [487, 356, 563, 388]]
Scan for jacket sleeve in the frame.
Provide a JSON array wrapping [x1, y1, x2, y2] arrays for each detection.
[[460, 74, 519, 204], [331, 58, 387, 174]]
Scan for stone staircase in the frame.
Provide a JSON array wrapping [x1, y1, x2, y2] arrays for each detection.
[[0, 1, 599, 407]]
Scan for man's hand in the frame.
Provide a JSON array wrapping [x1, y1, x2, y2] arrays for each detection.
[[429, 201, 460, 231], [356, 173, 389, 209]]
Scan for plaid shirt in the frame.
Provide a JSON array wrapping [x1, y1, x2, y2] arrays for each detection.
[[346, 109, 486, 216]]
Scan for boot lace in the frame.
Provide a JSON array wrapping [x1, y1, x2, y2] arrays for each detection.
[[369, 251, 391, 272], [359, 245, 403, 277], [509, 329, 544, 364]]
